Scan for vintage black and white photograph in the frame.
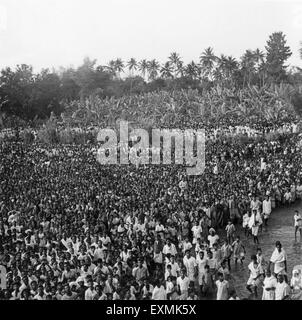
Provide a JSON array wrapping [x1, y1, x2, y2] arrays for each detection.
[[0, 0, 302, 308]]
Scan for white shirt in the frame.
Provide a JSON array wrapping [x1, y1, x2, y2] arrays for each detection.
[[208, 234, 219, 248], [216, 280, 229, 300], [165, 261, 180, 278], [152, 286, 167, 300], [183, 256, 197, 281], [275, 282, 290, 300], [162, 244, 177, 256], [85, 288, 97, 300], [262, 199, 272, 215], [191, 225, 202, 241], [177, 276, 190, 294], [294, 214, 302, 227]]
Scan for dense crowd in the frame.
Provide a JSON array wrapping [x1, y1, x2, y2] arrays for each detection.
[[0, 117, 302, 300]]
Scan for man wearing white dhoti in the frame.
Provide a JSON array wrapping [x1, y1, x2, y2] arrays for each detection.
[[269, 241, 288, 281], [262, 195, 272, 227], [248, 209, 261, 244]]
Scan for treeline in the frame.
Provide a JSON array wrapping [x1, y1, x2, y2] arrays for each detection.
[[0, 31, 302, 122]]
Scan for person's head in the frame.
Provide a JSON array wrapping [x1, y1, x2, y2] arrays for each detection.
[[185, 250, 191, 258], [293, 269, 300, 279], [265, 269, 272, 278], [278, 274, 284, 283], [22, 288, 30, 300], [180, 269, 186, 278], [217, 272, 224, 282], [138, 259, 143, 268], [199, 251, 204, 260], [275, 241, 282, 252], [38, 285, 44, 295], [31, 280, 37, 291], [251, 254, 257, 263]]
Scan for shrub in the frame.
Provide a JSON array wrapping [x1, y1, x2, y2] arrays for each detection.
[[21, 130, 35, 144], [58, 128, 74, 144], [37, 120, 59, 144]]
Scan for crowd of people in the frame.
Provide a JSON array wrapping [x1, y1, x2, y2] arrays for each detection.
[[0, 112, 302, 300]]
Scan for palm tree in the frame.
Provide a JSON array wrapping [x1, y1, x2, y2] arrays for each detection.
[[215, 54, 228, 81], [147, 59, 160, 81], [213, 66, 223, 83], [160, 62, 174, 79], [241, 49, 256, 86], [127, 58, 138, 76], [138, 59, 149, 79], [168, 52, 182, 78], [200, 47, 217, 80], [114, 58, 124, 78], [219, 55, 238, 82], [185, 61, 199, 80], [176, 60, 184, 78], [253, 48, 266, 86], [253, 48, 265, 69], [225, 56, 238, 75], [106, 60, 116, 75]]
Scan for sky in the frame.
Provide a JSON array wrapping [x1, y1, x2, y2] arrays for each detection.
[[0, 0, 301, 72]]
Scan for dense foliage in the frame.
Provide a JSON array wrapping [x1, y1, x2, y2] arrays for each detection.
[[0, 32, 301, 126]]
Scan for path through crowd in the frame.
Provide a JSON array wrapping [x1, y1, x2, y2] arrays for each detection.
[[220, 201, 302, 300]]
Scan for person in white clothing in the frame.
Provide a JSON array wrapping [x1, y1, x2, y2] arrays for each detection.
[[208, 229, 219, 248], [165, 255, 180, 278], [183, 250, 197, 282], [162, 239, 177, 257], [275, 275, 290, 300], [262, 269, 277, 300], [196, 251, 208, 289], [246, 254, 263, 298], [294, 210, 302, 241], [177, 269, 190, 299], [152, 280, 167, 300], [215, 272, 229, 300], [248, 209, 261, 245], [85, 281, 97, 300], [191, 221, 202, 245], [269, 241, 287, 281], [262, 195, 272, 227]]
